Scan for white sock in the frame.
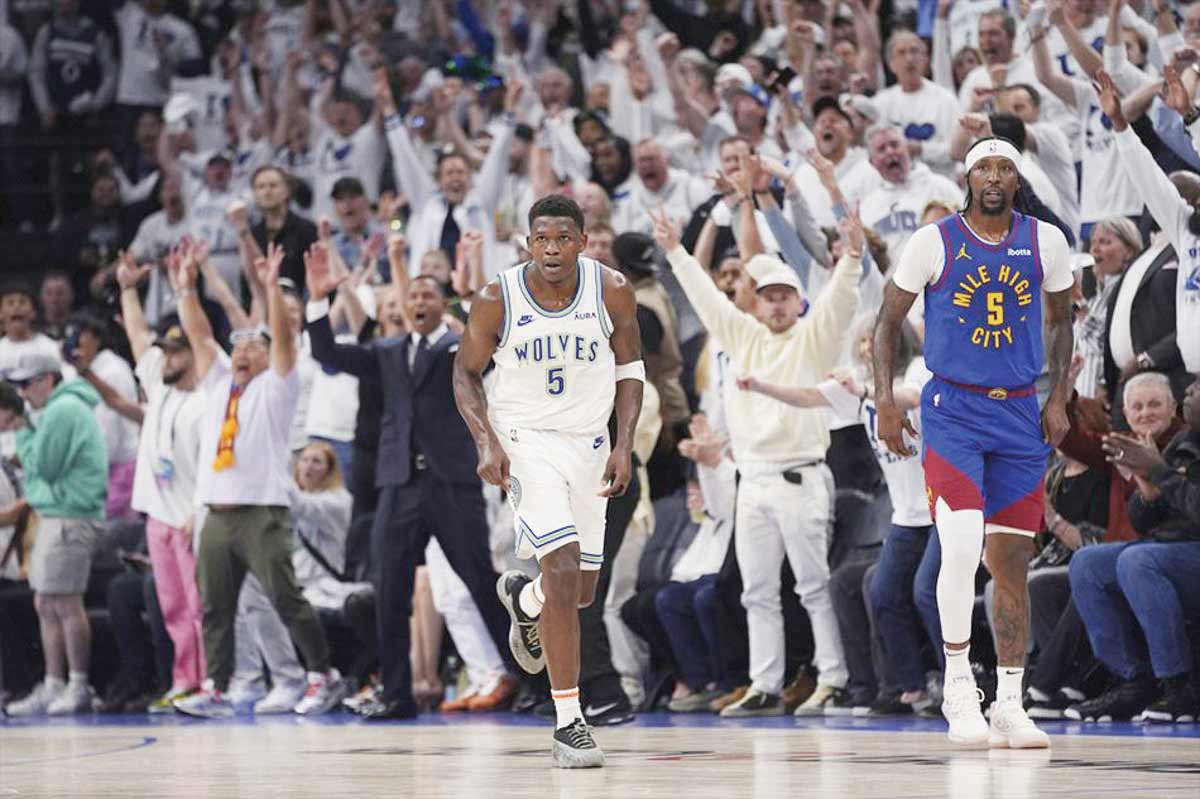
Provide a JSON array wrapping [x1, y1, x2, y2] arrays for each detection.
[[68, 671, 88, 687], [944, 646, 972, 681], [45, 674, 66, 689], [997, 667, 1024, 704], [551, 687, 582, 729], [934, 502, 985, 645], [518, 575, 545, 619]]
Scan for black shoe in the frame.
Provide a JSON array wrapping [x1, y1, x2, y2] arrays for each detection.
[[552, 718, 605, 768], [512, 681, 549, 714], [1064, 680, 1157, 722], [583, 693, 635, 726], [867, 694, 913, 717], [496, 571, 546, 674], [357, 698, 419, 720], [1141, 677, 1198, 724], [1026, 688, 1082, 720]]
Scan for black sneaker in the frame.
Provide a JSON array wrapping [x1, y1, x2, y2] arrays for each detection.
[[1064, 680, 1157, 722], [1026, 688, 1082, 720], [867, 693, 913, 717], [1141, 678, 1198, 724], [496, 571, 546, 674], [583, 693, 635, 727], [552, 718, 606, 768]]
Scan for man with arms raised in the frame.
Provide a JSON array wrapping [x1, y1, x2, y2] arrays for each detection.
[[454, 195, 643, 768], [873, 137, 1074, 749]]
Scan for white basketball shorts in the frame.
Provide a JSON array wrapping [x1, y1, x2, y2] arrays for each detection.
[[500, 426, 609, 571]]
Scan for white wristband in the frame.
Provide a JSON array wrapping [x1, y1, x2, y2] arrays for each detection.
[[615, 360, 646, 383], [305, 297, 330, 322]]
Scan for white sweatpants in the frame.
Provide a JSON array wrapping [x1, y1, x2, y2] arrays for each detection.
[[604, 516, 650, 700], [735, 462, 848, 695], [425, 538, 505, 692], [232, 574, 306, 688]]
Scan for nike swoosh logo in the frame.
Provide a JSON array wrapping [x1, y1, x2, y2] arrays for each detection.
[[585, 702, 619, 716]]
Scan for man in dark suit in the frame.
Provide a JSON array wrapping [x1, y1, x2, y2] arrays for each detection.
[[1102, 241, 1190, 428], [304, 247, 511, 719]]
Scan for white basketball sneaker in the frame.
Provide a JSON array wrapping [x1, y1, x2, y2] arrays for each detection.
[[942, 675, 989, 748], [989, 698, 1051, 749]]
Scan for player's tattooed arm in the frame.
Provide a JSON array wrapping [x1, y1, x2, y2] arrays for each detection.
[[602, 267, 644, 498], [872, 281, 920, 457], [1042, 286, 1074, 446], [453, 280, 511, 486]]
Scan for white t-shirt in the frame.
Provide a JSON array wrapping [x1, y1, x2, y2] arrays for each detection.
[[115, 2, 201, 106], [170, 74, 230, 154], [90, 349, 140, 465], [891, 215, 1075, 295], [792, 149, 880, 230], [872, 79, 961, 175], [131, 346, 210, 527], [859, 162, 963, 268], [291, 335, 316, 452], [195, 359, 300, 507], [818, 359, 934, 526], [309, 119, 386, 223], [948, 0, 1007, 55], [180, 168, 241, 298], [611, 168, 712, 236], [304, 334, 359, 444], [261, 0, 305, 76], [1072, 81, 1145, 224]]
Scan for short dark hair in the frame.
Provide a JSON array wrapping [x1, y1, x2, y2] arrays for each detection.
[[988, 113, 1026, 151], [1004, 83, 1041, 108], [435, 149, 470, 173], [980, 9, 1017, 39], [69, 311, 107, 339], [0, 381, 22, 416], [528, 194, 585, 233], [410, 274, 447, 297], [0, 281, 37, 307], [251, 164, 291, 187]]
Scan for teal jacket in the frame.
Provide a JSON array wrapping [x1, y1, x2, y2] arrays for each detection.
[[16, 379, 108, 520]]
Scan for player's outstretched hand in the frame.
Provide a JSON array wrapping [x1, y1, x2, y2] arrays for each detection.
[[1041, 397, 1070, 447], [876, 399, 917, 457], [599, 447, 632, 497], [477, 437, 511, 487]]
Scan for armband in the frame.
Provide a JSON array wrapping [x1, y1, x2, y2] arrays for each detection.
[[615, 360, 646, 383]]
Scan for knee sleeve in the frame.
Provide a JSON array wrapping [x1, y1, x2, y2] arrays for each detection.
[[934, 503, 984, 644]]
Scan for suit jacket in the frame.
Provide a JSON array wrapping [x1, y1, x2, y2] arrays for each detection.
[[1102, 243, 1191, 403], [307, 313, 480, 488]]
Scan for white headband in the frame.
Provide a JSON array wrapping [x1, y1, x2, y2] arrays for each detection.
[[964, 138, 1022, 175]]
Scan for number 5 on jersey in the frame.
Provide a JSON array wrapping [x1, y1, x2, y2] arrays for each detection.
[[547, 366, 565, 396]]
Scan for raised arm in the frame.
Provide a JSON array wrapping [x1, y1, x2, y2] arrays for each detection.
[[931, 0, 955, 91], [737, 374, 831, 407], [1047, 0, 1103, 79], [171, 241, 222, 379], [379, 69, 436, 211], [474, 81, 523, 213], [872, 281, 920, 456], [1031, 20, 1082, 108], [453, 281, 509, 486], [304, 242, 379, 378], [79, 364, 145, 425], [256, 243, 295, 375], [115, 250, 154, 360]]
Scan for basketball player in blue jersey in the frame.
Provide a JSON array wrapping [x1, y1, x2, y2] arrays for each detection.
[[872, 137, 1075, 749], [454, 195, 644, 768]]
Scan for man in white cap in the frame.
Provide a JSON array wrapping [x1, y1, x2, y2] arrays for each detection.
[[872, 136, 1074, 749], [649, 205, 864, 718]]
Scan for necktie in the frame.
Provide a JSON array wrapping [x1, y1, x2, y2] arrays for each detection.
[[439, 203, 461, 262]]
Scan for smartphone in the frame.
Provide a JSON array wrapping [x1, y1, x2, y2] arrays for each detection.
[[768, 66, 797, 94]]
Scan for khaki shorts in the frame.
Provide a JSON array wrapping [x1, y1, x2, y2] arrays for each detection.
[[28, 517, 99, 595]]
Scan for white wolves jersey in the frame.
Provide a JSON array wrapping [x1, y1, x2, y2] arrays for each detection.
[[488, 257, 616, 436]]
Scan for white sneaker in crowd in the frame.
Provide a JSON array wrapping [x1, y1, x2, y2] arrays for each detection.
[[294, 670, 350, 715], [47, 681, 94, 715], [5, 680, 65, 717], [254, 681, 307, 714]]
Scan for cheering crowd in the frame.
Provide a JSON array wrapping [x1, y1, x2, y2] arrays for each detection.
[[0, 0, 1197, 726]]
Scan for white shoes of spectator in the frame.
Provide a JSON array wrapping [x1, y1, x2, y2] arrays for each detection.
[[5, 680, 64, 716], [988, 699, 1051, 749], [254, 680, 307, 714], [228, 677, 268, 711], [294, 670, 350, 715], [942, 675, 989, 748], [173, 681, 234, 719], [47, 682, 94, 715]]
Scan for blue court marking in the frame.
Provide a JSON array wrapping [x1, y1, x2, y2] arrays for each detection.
[[0, 734, 156, 766], [5, 712, 1197, 739]]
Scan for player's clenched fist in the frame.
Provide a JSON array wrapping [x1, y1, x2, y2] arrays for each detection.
[[476, 438, 511, 486]]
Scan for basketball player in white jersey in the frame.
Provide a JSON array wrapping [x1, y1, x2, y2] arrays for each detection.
[[454, 195, 644, 768]]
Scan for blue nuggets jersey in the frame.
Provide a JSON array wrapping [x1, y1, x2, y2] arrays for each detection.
[[924, 212, 1045, 388]]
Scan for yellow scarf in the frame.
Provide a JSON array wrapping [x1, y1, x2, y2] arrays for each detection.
[[212, 384, 244, 471]]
